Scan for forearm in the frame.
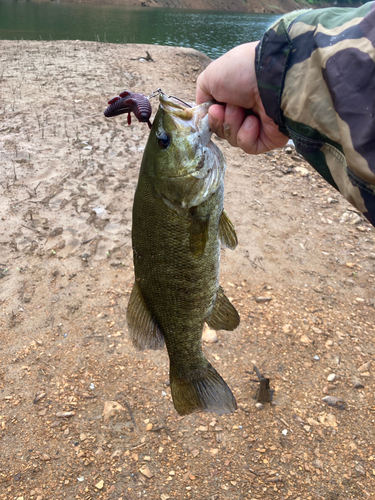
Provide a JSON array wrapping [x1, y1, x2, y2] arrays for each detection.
[[256, 3, 375, 226]]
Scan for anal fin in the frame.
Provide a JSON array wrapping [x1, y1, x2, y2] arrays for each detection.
[[206, 286, 240, 331], [127, 281, 165, 350], [219, 209, 238, 250]]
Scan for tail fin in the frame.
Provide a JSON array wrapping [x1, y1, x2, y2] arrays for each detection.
[[170, 362, 237, 416]]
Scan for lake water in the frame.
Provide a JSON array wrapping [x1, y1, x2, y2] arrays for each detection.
[[0, 0, 280, 59]]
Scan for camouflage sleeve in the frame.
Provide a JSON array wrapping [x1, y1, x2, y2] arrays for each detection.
[[255, 2, 375, 227]]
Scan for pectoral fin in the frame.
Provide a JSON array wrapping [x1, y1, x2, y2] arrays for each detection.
[[206, 286, 240, 331], [127, 282, 165, 350], [219, 209, 238, 250], [189, 207, 210, 258]]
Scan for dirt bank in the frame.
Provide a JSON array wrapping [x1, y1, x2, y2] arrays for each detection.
[[1, 40, 375, 500]]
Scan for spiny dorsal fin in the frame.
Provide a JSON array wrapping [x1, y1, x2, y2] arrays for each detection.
[[219, 209, 238, 250], [206, 286, 240, 331], [127, 281, 165, 350], [189, 207, 210, 258]]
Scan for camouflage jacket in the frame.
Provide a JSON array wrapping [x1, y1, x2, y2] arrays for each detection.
[[255, 2, 375, 227]]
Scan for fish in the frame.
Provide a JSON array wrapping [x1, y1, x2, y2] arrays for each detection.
[[127, 93, 240, 416]]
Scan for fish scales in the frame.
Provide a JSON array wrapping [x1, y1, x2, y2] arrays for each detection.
[[127, 94, 240, 416]]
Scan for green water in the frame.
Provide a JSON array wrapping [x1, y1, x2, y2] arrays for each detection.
[[0, 0, 280, 58]]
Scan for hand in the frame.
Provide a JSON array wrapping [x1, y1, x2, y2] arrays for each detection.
[[196, 42, 288, 154]]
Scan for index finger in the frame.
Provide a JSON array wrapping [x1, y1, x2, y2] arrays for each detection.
[[196, 70, 213, 105]]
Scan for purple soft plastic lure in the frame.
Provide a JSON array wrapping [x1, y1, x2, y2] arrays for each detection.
[[104, 90, 152, 129]]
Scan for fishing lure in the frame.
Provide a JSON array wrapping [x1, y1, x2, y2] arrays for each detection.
[[104, 89, 192, 129], [104, 90, 152, 128]]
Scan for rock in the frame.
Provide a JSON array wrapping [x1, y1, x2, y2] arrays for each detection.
[[80, 433, 87, 441], [300, 334, 311, 344], [313, 355, 320, 361], [191, 449, 199, 457], [254, 296, 272, 303], [202, 324, 218, 343], [282, 324, 292, 334], [102, 401, 125, 422], [56, 411, 75, 418], [139, 465, 153, 478], [198, 425, 208, 432], [327, 374, 338, 382], [40, 453, 51, 461], [255, 403, 264, 410], [312, 459, 323, 469], [355, 464, 366, 476], [325, 413, 338, 427], [146, 423, 153, 431], [95, 479, 104, 489], [322, 396, 345, 408], [295, 166, 309, 176], [353, 377, 365, 389], [358, 361, 371, 373], [50, 227, 63, 237], [33, 391, 47, 404], [111, 449, 122, 459]]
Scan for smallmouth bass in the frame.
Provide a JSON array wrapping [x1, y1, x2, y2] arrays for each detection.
[[127, 94, 240, 416]]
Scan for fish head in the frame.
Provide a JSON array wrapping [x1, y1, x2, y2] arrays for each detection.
[[142, 94, 226, 209]]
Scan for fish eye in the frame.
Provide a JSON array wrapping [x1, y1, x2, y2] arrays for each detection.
[[157, 132, 171, 150]]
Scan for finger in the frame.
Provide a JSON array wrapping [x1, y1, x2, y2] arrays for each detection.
[[196, 70, 213, 105], [222, 105, 245, 147], [237, 115, 263, 154], [208, 104, 225, 137]]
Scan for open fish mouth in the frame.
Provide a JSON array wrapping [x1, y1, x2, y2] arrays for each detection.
[[159, 94, 213, 143]]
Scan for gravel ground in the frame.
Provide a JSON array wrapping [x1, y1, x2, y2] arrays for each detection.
[[0, 40, 375, 500]]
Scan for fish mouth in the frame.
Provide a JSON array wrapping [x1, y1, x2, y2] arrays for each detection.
[[159, 94, 213, 133]]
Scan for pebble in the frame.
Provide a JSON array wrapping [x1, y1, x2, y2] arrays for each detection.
[[95, 479, 104, 490], [322, 396, 345, 408], [146, 423, 153, 431], [313, 355, 320, 361], [355, 464, 366, 476], [300, 334, 311, 344], [282, 324, 292, 334], [255, 403, 264, 410], [358, 361, 371, 373], [353, 377, 365, 389], [254, 296, 272, 303], [102, 401, 125, 422], [282, 429, 288, 436], [327, 374, 338, 382], [139, 465, 153, 478], [56, 411, 75, 418], [202, 324, 218, 343], [33, 391, 47, 404]]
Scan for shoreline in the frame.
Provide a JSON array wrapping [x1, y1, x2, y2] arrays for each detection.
[[59, 0, 303, 14]]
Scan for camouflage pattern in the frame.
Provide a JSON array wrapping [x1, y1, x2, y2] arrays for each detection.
[[255, 2, 375, 226]]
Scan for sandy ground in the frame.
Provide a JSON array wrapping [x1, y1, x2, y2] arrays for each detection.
[[0, 40, 375, 500]]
